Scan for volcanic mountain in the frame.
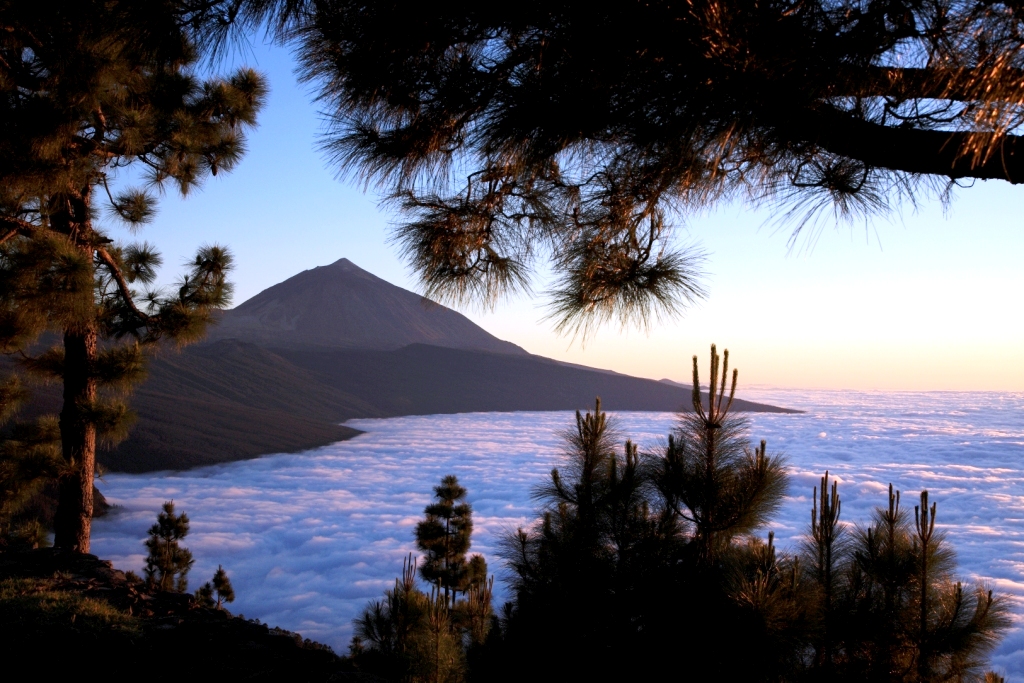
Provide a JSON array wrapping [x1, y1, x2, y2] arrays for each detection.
[[205, 258, 526, 355], [74, 258, 797, 473]]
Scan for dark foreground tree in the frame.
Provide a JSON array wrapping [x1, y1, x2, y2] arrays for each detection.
[[144, 501, 194, 592], [0, 377, 61, 548], [212, 565, 236, 608], [196, 564, 236, 608], [475, 346, 1007, 682], [656, 345, 788, 567], [202, 0, 1024, 333], [352, 552, 493, 681], [415, 474, 475, 606], [489, 347, 795, 682], [0, 0, 266, 551], [802, 480, 1010, 683]]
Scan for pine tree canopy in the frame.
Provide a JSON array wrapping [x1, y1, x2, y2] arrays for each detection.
[[206, 0, 1024, 334], [0, 375, 62, 548], [658, 346, 788, 566], [213, 564, 235, 607], [144, 500, 194, 593], [415, 474, 474, 602], [0, 0, 266, 552]]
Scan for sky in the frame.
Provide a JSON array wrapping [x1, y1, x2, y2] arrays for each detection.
[[122, 40, 1024, 391]]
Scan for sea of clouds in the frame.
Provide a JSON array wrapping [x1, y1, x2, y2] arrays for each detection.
[[91, 390, 1024, 679]]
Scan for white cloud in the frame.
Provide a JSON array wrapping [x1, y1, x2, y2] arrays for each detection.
[[92, 390, 1024, 680]]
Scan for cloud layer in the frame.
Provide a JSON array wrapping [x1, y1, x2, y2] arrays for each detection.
[[91, 390, 1024, 679]]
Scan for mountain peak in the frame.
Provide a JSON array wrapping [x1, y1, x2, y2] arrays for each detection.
[[206, 259, 526, 355], [325, 257, 357, 270]]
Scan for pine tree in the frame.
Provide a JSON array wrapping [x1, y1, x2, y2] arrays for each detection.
[[0, 0, 266, 552], [353, 553, 467, 683], [195, 564, 236, 608], [805, 471, 846, 673], [195, 581, 215, 608], [144, 501, 194, 592], [212, 564, 235, 608], [354, 555, 425, 665], [655, 344, 788, 568], [0, 376, 62, 548], [416, 475, 473, 606], [499, 398, 675, 682], [799, 480, 1011, 682], [464, 554, 488, 593]]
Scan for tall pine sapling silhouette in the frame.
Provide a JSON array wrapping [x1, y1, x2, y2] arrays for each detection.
[[806, 470, 845, 672], [212, 565, 236, 609], [416, 475, 473, 607], [916, 489, 938, 681], [353, 555, 425, 664], [499, 396, 674, 682], [461, 569, 494, 648], [798, 479, 1010, 681], [0, 2, 266, 553], [144, 501, 194, 593], [655, 344, 788, 568]]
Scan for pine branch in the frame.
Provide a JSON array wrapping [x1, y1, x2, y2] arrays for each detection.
[[96, 248, 151, 323], [0, 216, 37, 240]]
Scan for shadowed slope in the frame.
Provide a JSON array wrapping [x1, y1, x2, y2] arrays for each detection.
[[272, 344, 795, 416], [98, 341, 373, 472]]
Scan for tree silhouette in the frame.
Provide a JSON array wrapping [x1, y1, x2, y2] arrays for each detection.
[[0, 1, 266, 551], [805, 471, 846, 673], [212, 565, 236, 608], [353, 553, 471, 682], [499, 397, 670, 681], [800, 480, 1010, 682], [655, 345, 788, 567], [197, 564, 236, 608], [144, 501, 194, 593], [416, 475, 473, 606], [0, 376, 61, 548]]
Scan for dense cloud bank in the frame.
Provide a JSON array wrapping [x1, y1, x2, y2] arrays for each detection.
[[91, 390, 1024, 679]]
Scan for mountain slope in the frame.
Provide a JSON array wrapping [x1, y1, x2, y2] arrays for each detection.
[[206, 258, 526, 355], [271, 344, 793, 416], [98, 341, 372, 472]]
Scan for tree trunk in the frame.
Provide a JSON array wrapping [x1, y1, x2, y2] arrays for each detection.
[[52, 326, 98, 552]]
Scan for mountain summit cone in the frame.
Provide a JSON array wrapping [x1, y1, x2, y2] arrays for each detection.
[[207, 258, 525, 355]]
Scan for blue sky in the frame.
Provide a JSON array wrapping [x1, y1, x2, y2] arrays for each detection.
[[123, 40, 1024, 391]]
